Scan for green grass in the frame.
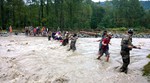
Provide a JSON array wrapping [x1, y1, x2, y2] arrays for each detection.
[[147, 54, 150, 59], [107, 27, 127, 32], [106, 27, 150, 34], [143, 62, 150, 76], [143, 54, 150, 76]]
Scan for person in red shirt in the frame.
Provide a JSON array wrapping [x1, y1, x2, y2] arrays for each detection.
[[97, 32, 112, 62], [33, 28, 37, 36], [9, 25, 13, 33]]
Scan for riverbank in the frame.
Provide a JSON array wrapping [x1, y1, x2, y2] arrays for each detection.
[[1, 32, 150, 38]]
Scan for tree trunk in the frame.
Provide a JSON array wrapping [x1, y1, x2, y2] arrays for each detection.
[[55, 0, 59, 28], [40, 0, 44, 26], [60, 0, 64, 29], [69, 2, 73, 29], [39, 4, 41, 26], [46, 0, 49, 16], [12, 1, 15, 27], [0, 0, 5, 30]]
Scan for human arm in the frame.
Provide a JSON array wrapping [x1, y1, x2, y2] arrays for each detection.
[[96, 39, 101, 42], [109, 42, 111, 45], [128, 45, 141, 49]]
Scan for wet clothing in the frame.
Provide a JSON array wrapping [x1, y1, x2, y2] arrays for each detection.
[[33, 28, 36, 36], [62, 33, 69, 46], [48, 31, 52, 40], [9, 26, 13, 33], [120, 34, 132, 73], [6, 27, 9, 33], [99, 49, 109, 56], [99, 35, 106, 51], [97, 36, 111, 62], [99, 37, 111, 56], [99, 31, 107, 51], [52, 32, 56, 39], [68, 36, 78, 51], [62, 39, 69, 46], [101, 37, 110, 51], [55, 32, 62, 40]]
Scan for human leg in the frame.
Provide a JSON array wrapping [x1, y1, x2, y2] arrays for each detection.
[[97, 50, 104, 60], [105, 50, 110, 62], [120, 51, 130, 73]]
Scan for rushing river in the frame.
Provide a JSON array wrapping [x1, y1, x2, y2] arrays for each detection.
[[0, 35, 150, 83]]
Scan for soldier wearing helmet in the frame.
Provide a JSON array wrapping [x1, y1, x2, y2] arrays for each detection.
[[120, 29, 141, 73]]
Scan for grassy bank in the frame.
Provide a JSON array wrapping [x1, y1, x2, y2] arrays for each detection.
[[143, 54, 150, 76]]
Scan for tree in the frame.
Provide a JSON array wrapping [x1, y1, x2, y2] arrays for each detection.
[[141, 10, 150, 28], [128, 0, 145, 27], [100, 0, 114, 28], [0, 0, 149, 31], [112, 0, 145, 27], [112, 0, 129, 27], [91, 2, 105, 29]]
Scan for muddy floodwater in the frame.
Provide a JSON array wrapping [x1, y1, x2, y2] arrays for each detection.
[[0, 35, 150, 83]]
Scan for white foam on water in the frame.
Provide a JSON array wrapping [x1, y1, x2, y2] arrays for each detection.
[[0, 35, 149, 83]]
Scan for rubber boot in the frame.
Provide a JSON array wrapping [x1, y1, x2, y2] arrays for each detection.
[[124, 68, 128, 74], [120, 67, 125, 72], [67, 49, 71, 51]]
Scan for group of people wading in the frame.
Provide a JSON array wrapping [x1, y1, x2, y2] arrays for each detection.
[[24, 26, 78, 51], [24, 26, 141, 74], [48, 31, 78, 52], [25, 26, 48, 36], [97, 29, 141, 74]]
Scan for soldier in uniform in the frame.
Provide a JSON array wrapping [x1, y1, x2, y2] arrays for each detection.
[[62, 31, 69, 46], [68, 33, 78, 52], [120, 29, 141, 73]]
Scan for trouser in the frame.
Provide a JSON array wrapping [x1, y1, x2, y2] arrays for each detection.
[[62, 39, 69, 46], [69, 41, 76, 51], [97, 49, 110, 62], [48, 36, 51, 40], [120, 51, 130, 72], [25, 30, 28, 35], [99, 49, 110, 56]]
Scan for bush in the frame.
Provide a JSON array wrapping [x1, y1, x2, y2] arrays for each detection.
[[143, 62, 150, 76], [143, 54, 150, 76], [108, 27, 127, 31]]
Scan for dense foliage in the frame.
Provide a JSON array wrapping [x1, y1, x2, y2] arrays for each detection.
[[0, 0, 150, 31]]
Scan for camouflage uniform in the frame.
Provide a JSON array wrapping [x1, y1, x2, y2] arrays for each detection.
[[120, 34, 133, 73]]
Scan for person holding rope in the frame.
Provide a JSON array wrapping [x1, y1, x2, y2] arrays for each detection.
[[120, 29, 141, 74], [98, 30, 107, 54], [68, 33, 78, 52], [97, 32, 112, 62]]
